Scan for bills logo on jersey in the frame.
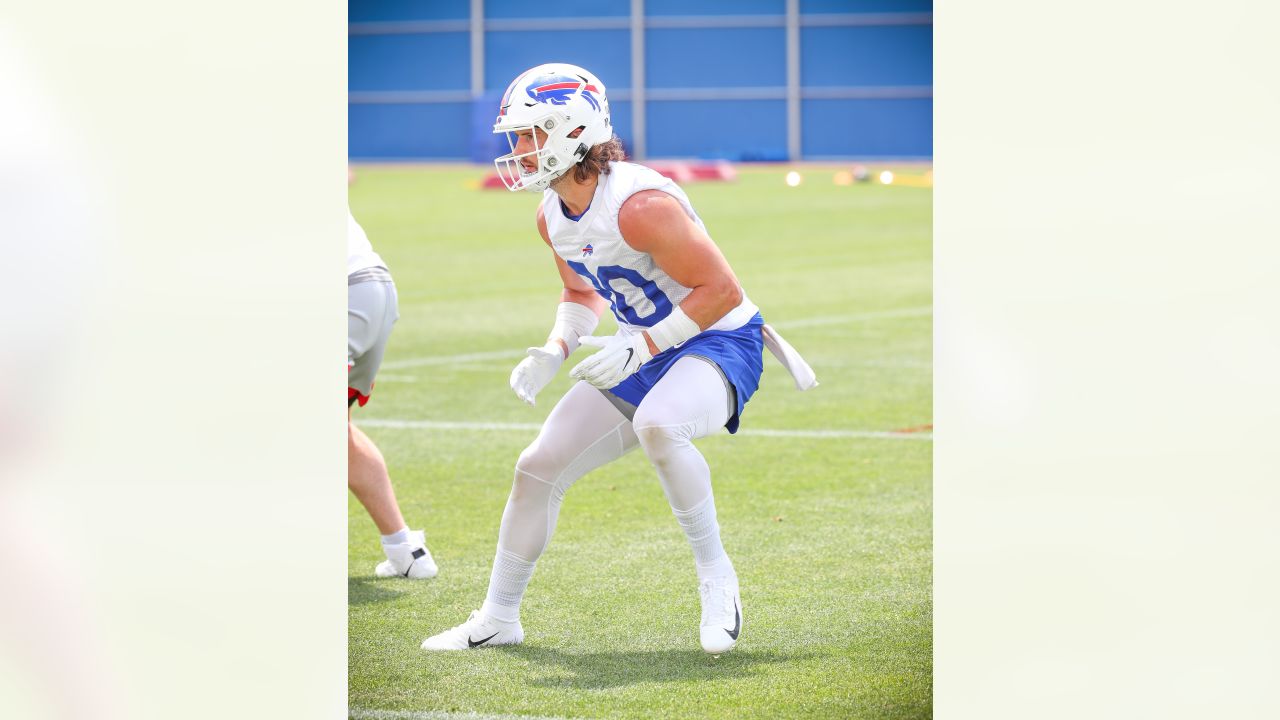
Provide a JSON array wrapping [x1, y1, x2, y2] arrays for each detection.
[[526, 74, 601, 111], [581, 244, 594, 256]]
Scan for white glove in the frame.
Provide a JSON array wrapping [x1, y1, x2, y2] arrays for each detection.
[[569, 333, 653, 389], [509, 341, 564, 405]]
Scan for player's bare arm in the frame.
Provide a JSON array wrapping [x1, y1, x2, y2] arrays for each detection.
[[538, 204, 607, 358], [617, 189, 744, 354]]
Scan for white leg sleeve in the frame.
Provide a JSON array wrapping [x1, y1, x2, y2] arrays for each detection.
[[483, 381, 638, 618], [632, 357, 736, 581]]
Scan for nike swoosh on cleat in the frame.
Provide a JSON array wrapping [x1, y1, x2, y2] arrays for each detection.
[[404, 548, 427, 577], [468, 631, 499, 648], [725, 602, 740, 641]]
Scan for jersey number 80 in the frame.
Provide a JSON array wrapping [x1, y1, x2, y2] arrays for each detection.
[[566, 260, 673, 328]]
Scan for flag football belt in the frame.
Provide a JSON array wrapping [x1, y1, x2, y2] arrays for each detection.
[[761, 324, 819, 391]]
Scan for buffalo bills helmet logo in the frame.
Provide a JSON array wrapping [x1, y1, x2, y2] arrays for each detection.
[[526, 74, 601, 111]]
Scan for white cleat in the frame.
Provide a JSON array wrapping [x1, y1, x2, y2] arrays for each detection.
[[374, 530, 438, 579], [421, 610, 524, 651], [698, 576, 742, 654]]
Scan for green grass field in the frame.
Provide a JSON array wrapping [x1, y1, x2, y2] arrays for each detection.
[[348, 164, 932, 720]]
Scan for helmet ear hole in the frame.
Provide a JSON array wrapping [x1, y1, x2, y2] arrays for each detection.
[[568, 125, 585, 139]]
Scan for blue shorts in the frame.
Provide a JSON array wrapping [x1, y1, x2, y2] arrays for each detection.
[[608, 313, 765, 434]]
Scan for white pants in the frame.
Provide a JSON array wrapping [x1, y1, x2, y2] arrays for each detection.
[[485, 357, 735, 612]]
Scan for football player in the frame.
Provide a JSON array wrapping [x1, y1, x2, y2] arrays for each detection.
[[348, 210, 438, 579], [421, 64, 814, 653]]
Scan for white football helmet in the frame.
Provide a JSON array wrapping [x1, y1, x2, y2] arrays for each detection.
[[493, 63, 612, 192]]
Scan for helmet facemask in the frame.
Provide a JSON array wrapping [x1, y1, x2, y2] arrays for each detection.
[[493, 113, 589, 192], [492, 63, 611, 193]]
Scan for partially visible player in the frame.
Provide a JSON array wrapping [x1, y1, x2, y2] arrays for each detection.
[[421, 64, 815, 653], [348, 210, 437, 579]]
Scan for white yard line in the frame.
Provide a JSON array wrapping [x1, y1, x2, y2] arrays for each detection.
[[739, 428, 932, 440], [379, 307, 932, 371], [357, 418, 932, 441]]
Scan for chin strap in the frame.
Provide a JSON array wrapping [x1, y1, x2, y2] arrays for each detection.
[[761, 324, 819, 391]]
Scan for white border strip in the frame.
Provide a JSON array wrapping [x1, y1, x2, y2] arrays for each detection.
[[356, 418, 932, 441]]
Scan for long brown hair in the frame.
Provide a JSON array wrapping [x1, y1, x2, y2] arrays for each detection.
[[571, 136, 627, 183]]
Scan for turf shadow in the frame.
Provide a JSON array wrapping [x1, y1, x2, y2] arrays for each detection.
[[348, 576, 406, 605], [507, 646, 811, 690]]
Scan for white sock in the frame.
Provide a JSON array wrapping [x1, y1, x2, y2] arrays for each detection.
[[672, 496, 735, 582], [380, 527, 410, 545], [483, 548, 535, 622], [480, 600, 520, 624]]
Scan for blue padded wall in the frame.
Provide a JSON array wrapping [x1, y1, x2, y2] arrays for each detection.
[[483, 31, 631, 91], [486, 0, 629, 18], [647, 100, 788, 161], [349, 33, 470, 92], [802, 98, 932, 158], [349, 1, 467, 23], [800, 0, 932, 12], [349, 0, 932, 160], [646, 0, 784, 15], [645, 28, 787, 88], [801, 26, 932, 87], [349, 103, 471, 159]]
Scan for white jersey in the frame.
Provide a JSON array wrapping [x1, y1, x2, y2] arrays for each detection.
[[347, 210, 386, 276], [541, 161, 758, 333]]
